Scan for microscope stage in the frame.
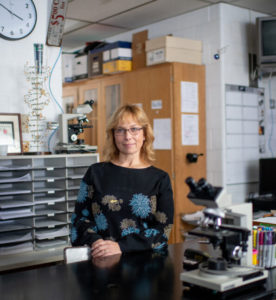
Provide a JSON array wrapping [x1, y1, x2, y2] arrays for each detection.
[[180, 265, 268, 292]]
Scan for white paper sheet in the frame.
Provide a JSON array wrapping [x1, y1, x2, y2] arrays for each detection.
[[35, 226, 69, 239], [181, 81, 198, 113], [153, 118, 171, 150], [0, 200, 33, 209], [0, 220, 31, 232], [181, 114, 199, 145], [151, 100, 162, 110], [0, 173, 31, 183], [0, 231, 32, 245], [0, 241, 33, 255]]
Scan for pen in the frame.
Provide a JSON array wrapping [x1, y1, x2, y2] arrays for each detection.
[[258, 231, 264, 267], [266, 231, 272, 268]]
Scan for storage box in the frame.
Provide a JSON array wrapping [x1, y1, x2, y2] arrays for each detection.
[[103, 41, 132, 62], [73, 54, 88, 80], [132, 30, 148, 70], [62, 54, 75, 82], [103, 59, 132, 74], [145, 36, 202, 66], [88, 49, 103, 77]]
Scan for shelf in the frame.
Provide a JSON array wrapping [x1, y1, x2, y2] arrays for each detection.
[[0, 153, 99, 271]]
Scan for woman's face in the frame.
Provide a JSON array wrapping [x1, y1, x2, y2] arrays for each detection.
[[114, 115, 145, 157]]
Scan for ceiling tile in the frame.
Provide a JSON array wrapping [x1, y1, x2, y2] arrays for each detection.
[[102, 0, 209, 28], [62, 23, 127, 51], [64, 19, 91, 33], [230, 0, 276, 14], [66, 0, 154, 22]]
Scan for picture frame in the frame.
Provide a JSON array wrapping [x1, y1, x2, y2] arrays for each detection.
[[0, 113, 23, 155]]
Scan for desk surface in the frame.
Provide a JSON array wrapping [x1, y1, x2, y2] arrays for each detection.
[[0, 241, 275, 300]]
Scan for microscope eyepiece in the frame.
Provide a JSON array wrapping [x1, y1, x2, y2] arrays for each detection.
[[198, 177, 215, 197], [185, 177, 198, 192]]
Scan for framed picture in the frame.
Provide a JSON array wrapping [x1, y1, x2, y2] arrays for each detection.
[[0, 114, 23, 154]]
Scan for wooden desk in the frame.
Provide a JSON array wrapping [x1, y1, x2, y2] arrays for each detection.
[[0, 241, 275, 300]]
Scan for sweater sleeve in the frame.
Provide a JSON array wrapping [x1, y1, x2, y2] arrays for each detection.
[[70, 169, 102, 246], [118, 173, 174, 253]]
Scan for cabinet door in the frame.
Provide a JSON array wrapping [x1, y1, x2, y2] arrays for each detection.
[[99, 76, 123, 160], [122, 64, 174, 177], [62, 84, 79, 113], [172, 63, 206, 243], [78, 80, 100, 150]]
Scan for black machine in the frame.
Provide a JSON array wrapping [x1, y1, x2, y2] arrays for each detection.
[[55, 100, 97, 153], [180, 177, 268, 298]]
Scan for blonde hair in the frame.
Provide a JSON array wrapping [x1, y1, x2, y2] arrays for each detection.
[[103, 104, 155, 163]]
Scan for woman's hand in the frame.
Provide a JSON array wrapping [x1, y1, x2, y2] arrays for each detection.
[[92, 253, 121, 268], [91, 239, 122, 258]]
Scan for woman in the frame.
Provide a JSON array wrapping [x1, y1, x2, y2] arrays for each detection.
[[71, 104, 174, 258]]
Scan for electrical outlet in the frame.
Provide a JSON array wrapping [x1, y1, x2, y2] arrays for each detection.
[[270, 99, 275, 109]]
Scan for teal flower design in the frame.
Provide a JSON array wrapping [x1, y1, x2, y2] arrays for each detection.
[[129, 193, 151, 218], [77, 181, 88, 203], [122, 227, 140, 237], [82, 209, 89, 217], [95, 213, 108, 231], [71, 226, 78, 242], [91, 226, 98, 233], [145, 228, 159, 238], [71, 213, 77, 224], [153, 242, 166, 251]]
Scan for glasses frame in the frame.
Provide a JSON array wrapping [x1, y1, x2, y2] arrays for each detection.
[[113, 127, 143, 136]]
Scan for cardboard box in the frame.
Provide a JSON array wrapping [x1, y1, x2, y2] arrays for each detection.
[[111, 47, 132, 60], [103, 41, 132, 62], [73, 54, 88, 80], [145, 36, 202, 66], [88, 49, 103, 77], [62, 53, 75, 82], [103, 59, 132, 74], [132, 30, 148, 70]]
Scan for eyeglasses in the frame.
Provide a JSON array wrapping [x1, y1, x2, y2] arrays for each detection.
[[114, 127, 143, 136]]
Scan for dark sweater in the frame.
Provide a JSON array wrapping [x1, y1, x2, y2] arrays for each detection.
[[71, 162, 174, 252]]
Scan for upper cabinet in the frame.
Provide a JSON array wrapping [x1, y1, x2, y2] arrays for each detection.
[[63, 63, 206, 243]]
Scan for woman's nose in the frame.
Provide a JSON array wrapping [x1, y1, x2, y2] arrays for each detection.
[[124, 130, 132, 138]]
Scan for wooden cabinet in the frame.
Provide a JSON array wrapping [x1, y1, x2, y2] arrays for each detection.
[[63, 63, 206, 243]]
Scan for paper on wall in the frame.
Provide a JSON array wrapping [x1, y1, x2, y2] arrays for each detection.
[[151, 100, 162, 110], [181, 81, 198, 113], [181, 114, 199, 145], [153, 118, 171, 150]]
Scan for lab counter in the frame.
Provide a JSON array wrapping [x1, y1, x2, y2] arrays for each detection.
[[0, 241, 275, 300]]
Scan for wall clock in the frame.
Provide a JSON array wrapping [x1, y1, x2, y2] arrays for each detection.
[[0, 0, 37, 41]]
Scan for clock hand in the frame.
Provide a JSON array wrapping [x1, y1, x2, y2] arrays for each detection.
[[0, 3, 23, 21]]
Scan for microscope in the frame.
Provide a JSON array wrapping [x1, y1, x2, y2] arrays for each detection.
[[180, 177, 268, 297], [55, 100, 97, 153]]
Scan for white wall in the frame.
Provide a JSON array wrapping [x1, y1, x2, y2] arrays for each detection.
[[0, 0, 63, 153]]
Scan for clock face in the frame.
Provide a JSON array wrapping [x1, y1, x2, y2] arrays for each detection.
[[0, 0, 37, 40]]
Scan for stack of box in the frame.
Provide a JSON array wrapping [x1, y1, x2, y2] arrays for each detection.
[[73, 53, 88, 80], [62, 53, 75, 83], [102, 41, 132, 74], [145, 35, 202, 66], [87, 47, 105, 78]]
